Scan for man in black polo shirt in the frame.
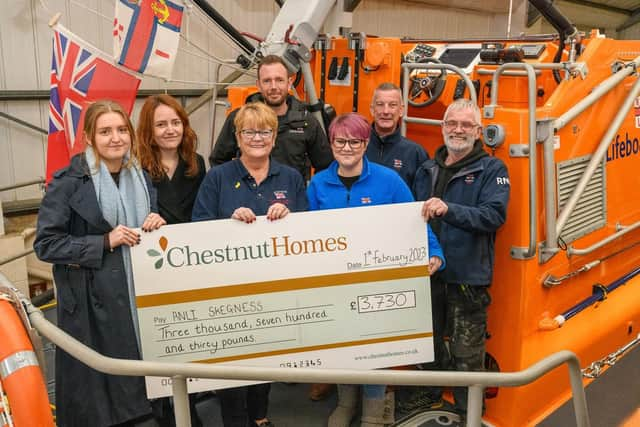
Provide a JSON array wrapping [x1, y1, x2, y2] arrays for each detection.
[[210, 55, 333, 182]]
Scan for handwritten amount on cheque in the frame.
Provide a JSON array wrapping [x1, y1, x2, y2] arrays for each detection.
[[152, 302, 331, 357], [150, 290, 415, 358]]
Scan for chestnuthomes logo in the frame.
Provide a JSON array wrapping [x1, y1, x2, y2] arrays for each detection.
[[146, 234, 348, 270], [147, 236, 168, 269]]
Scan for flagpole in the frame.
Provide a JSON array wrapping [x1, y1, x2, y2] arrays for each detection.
[[48, 12, 62, 28]]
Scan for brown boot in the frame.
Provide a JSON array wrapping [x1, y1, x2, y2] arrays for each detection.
[[309, 383, 335, 401], [328, 385, 358, 427]]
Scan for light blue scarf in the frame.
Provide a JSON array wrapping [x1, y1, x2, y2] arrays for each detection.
[[86, 146, 150, 345]]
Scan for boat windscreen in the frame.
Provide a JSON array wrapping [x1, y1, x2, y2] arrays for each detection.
[[438, 48, 481, 68]]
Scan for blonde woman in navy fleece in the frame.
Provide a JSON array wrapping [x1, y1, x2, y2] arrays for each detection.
[[192, 102, 307, 427]]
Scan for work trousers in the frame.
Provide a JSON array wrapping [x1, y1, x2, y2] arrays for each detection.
[[446, 282, 491, 413]]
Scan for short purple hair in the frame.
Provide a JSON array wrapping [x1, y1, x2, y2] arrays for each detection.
[[328, 113, 371, 141]]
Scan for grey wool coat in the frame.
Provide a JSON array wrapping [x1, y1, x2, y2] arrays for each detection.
[[34, 154, 157, 427]]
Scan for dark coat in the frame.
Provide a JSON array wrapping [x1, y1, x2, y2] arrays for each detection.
[[412, 151, 510, 286], [366, 125, 429, 189], [34, 154, 157, 427], [209, 93, 333, 181]]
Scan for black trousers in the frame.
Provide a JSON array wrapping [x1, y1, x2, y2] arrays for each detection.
[[218, 383, 271, 427], [151, 395, 203, 427]]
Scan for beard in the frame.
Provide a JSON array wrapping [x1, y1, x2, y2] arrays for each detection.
[[444, 133, 475, 154], [263, 91, 287, 108]]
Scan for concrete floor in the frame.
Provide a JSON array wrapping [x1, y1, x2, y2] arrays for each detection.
[[191, 346, 640, 426], [192, 382, 337, 426]]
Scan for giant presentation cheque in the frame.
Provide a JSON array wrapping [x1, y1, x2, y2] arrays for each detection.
[[131, 201, 434, 398]]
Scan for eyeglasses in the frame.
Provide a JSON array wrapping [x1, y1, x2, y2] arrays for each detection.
[[443, 120, 479, 132], [332, 138, 365, 149], [239, 129, 274, 139]]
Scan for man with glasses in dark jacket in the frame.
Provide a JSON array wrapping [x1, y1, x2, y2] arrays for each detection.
[[405, 98, 510, 420]]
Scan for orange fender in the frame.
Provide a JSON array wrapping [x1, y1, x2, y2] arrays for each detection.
[[0, 300, 54, 427]]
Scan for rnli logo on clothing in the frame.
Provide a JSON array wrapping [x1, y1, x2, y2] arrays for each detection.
[[289, 128, 305, 134], [464, 174, 475, 184], [361, 197, 372, 204], [147, 236, 169, 269], [273, 190, 288, 200], [393, 159, 403, 169]]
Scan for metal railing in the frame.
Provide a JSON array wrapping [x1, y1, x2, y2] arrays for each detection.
[[0, 272, 590, 427], [484, 62, 538, 260], [536, 56, 640, 260], [567, 219, 640, 257], [27, 304, 591, 427], [0, 178, 45, 193], [554, 69, 640, 258], [0, 248, 34, 267], [0, 111, 47, 135], [479, 55, 640, 263], [400, 62, 478, 135]]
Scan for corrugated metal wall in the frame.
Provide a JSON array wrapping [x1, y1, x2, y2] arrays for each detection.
[[620, 24, 640, 40], [354, 0, 526, 39], [527, 0, 640, 39], [0, 0, 525, 203], [1, 1, 49, 202]]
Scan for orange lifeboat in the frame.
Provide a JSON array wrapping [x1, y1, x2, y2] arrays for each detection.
[[0, 299, 54, 427]]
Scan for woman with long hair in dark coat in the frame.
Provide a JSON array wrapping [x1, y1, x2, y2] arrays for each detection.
[[34, 99, 166, 427]]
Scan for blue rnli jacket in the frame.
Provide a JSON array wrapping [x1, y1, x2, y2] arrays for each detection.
[[308, 158, 444, 268], [366, 125, 428, 188], [412, 153, 510, 285]]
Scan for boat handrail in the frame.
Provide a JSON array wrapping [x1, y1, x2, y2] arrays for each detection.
[[400, 62, 477, 136], [535, 56, 640, 262], [552, 57, 640, 132], [567, 220, 640, 256], [476, 68, 541, 76], [0, 272, 590, 427], [553, 75, 640, 254], [481, 60, 640, 263], [484, 62, 539, 260], [400, 60, 537, 260]]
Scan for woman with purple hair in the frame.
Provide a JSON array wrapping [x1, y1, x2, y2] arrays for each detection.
[[307, 113, 444, 427]]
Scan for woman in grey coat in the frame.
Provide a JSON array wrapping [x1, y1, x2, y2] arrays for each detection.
[[34, 100, 166, 427]]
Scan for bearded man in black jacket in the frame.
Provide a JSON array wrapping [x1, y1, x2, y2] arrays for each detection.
[[209, 55, 332, 182]]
